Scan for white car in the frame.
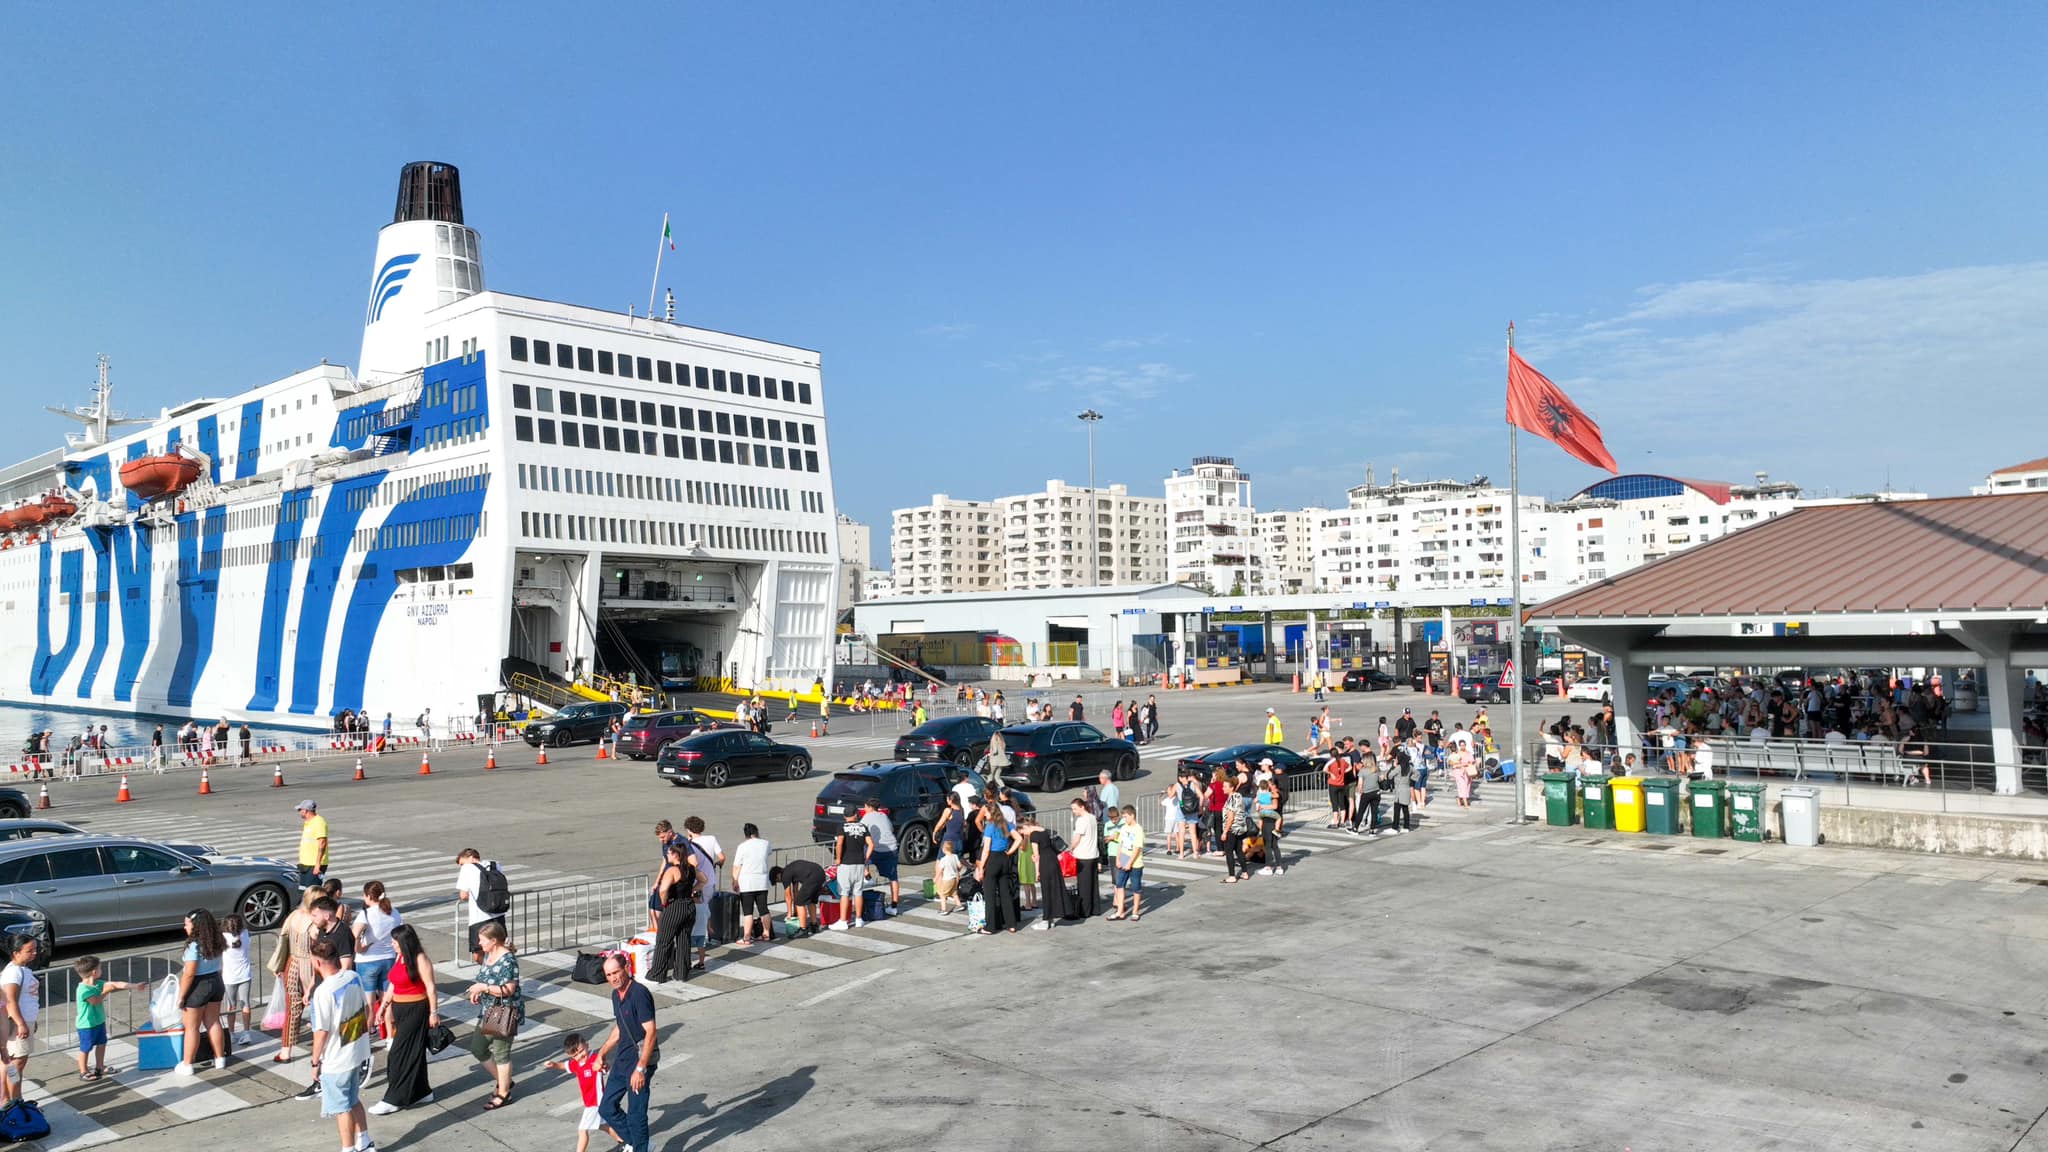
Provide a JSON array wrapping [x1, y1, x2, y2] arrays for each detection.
[[1566, 676, 1612, 703]]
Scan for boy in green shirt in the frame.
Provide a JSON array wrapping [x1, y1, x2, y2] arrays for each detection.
[[74, 956, 136, 1081]]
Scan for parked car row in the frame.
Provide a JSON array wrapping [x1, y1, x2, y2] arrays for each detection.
[[0, 822, 299, 950]]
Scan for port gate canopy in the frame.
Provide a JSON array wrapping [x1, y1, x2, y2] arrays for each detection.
[[1527, 492, 2048, 793]]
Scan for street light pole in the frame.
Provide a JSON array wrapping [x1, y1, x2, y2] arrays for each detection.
[[1079, 409, 1103, 588]]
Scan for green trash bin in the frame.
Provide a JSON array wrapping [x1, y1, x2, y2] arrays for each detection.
[[1640, 776, 1683, 835], [1541, 773, 1578, 826], [1727, 782, 1767, 842], [1579, 774, 1613, 831], [1689, 778, 1727, 838]]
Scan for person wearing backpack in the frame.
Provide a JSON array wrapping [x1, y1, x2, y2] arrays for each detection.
[[456, 849, 512, 966], [1174, 770, 1205, 859]]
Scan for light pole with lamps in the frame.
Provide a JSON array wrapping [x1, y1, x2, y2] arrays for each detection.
[[1078, 409, 1103, 587]]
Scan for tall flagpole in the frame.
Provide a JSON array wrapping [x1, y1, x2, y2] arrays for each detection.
[[647, 212, 669, 319], [1508, 320, 1528, 823]]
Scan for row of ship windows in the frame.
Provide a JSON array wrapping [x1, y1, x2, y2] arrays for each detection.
[[145, 510, 492, 571], [518, 511, 829, 556], [511, 417, 820, 472], [514, 463, 826, 517], [510, 385, 817, 445], [506, 338, 815, 407]]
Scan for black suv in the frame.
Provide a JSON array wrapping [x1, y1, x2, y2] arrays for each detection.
[[810, 761, 1032, 865], [1172, 744, 1327, 795], [522, 701, 630, 747], [995, 721, 1138, 793], [616, 710, 731, 760], [1458, 677, 1545, 704], [1341, 669, 1395, 692], [893, 715, 1001, 766], [656, 729, 812, 788]]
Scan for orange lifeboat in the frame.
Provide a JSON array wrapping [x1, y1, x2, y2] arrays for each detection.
[[0, 509, 18, 532], [120, 452, 204, 500], [14, 495, 77, 527]]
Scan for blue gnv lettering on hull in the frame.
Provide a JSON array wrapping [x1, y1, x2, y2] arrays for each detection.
[[111, 523, 154, 702], [329, 475, 489, 715], [248, 487, 313, 712], [74, 530, 113, 698], [288, 473, 385, 716], [31, 542, 82, 695], [166, 506, 225, 709]]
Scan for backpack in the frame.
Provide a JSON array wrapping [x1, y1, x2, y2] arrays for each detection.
[[1177, 782, 1202, 817], [475, 861, 512, 915], [0, 1100, 48, 1143]]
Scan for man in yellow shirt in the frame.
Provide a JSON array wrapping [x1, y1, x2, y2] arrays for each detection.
[[1263, 708, 1284, 746], [296, 799, 329, 885]]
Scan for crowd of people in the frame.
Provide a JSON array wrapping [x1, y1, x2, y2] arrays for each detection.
[[1536, 672, 1984, 783]]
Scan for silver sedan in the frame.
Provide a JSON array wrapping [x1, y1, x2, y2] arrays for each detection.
[[0, 833, 300, 946]]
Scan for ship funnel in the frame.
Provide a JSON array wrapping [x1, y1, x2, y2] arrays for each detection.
[[358, 161, 486, 384], [393, 161, 465, 225]]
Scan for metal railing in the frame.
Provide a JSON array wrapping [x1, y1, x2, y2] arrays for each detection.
[[1524, 735, 2048, 816], [32, 932, 281, 1053], [453, 874, 651, 963]]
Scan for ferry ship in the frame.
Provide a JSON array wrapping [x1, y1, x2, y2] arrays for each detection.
[[0, 162, 840, 729]]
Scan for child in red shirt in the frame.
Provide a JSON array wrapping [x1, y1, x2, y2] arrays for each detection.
[[543, 1033, 614, 1152]]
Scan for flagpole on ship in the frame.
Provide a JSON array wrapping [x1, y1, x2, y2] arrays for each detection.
[[647, 212, 670, 319], [1507, 320, 1529, 824]]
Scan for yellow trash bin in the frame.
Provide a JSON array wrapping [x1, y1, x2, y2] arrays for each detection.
[[1608, 776, 1647, 833]]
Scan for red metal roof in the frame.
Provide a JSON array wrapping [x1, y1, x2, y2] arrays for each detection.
[[1991, 456, 2048, 476], [1530, 492, 2048, 620]]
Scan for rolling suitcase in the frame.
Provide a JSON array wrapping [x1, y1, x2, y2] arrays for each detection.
[[709, 892, 742, 944]]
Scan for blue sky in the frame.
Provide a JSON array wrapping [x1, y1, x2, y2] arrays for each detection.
[[5, 4, 2045, 560]]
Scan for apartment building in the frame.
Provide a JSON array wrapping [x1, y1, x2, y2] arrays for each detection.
[[890, 495, 1002, 596], [1165, 456, 1257, 593], [1974, 457, 2048, 495], [1253, 508, 1320, 594], [997, 481, 1168, 590], [836, 513, 872, 612]]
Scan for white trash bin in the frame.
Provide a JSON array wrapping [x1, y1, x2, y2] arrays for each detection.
[[1780, 785, 1821, 847]]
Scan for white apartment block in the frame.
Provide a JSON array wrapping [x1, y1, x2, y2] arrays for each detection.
[[997, 481, 1167, 590], [1166, 456, 1257, 593], [1335, 476, 1548, 595], [890, 495, 1002, 596], [1974, 456, 2048, 495], [1253, 508, 1319, 594], [836, 513, 872, 611]]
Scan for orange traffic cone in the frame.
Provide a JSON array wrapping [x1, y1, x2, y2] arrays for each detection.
[[484, 747, 497, 770], [810, 720, 819, 739], [197, 768, 212, 796], [418, 751, 432, 776], [536, 746, 549, 766], [115, 775, 132, 803], [595, 741, 609, 761], [271, 763, 286, 788], [353, 758, 366, 781], [1292, 672, 1301, 693], [35, 783, 49, 810]]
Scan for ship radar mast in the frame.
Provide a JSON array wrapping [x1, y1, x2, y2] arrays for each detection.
[[47, 356, 151, 449]]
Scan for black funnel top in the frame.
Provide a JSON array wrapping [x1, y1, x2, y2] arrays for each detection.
[[392, 162, 464, 225]]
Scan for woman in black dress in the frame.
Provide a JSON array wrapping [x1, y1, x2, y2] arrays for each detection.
[[645, 842, 698, 982], [1021, 814, 1067, 928], [374, 924, 439, 1114]]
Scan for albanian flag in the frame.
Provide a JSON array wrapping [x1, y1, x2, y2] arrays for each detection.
[[1506, 348, 1619, 474]]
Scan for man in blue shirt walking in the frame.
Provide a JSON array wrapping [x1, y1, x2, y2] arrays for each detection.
[[597, 956, 659, 1152]]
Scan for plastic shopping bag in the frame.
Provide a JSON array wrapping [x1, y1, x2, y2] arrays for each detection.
[[260, 975, 289, 1032], [149, 974, 182, 1031]]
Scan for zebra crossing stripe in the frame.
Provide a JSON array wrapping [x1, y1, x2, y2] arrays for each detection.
[[101, 1038, 254, 1122], [23, 1081, 120, 1150]]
